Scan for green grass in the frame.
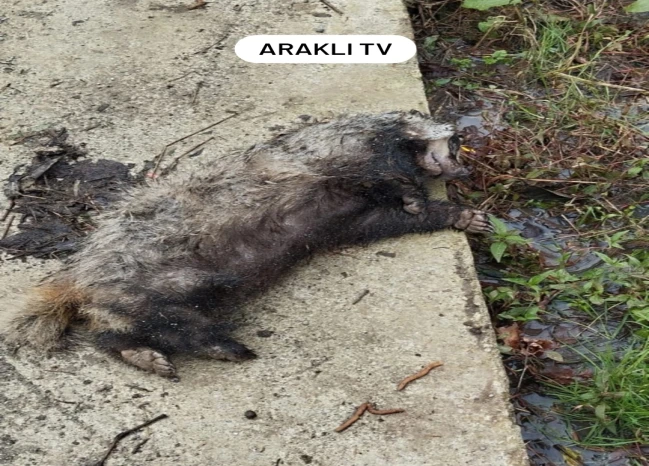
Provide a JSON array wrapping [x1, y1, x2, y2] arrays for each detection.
[[411, 0, 649, 452], [547, 342, 649, 446]]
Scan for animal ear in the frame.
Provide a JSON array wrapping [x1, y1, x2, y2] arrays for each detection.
[[448, 134, 462, 156]]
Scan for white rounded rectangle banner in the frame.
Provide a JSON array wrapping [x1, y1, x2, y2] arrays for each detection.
[[235, 35, 417, 64]]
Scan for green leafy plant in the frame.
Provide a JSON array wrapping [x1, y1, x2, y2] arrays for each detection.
[[625, 0, 649, 13], [423, 35, 439, 52], [478, 15, 508, 33], [546, 342, 649, 446], [488, 215, 530, 263], [462, 0, 521, 11], [483, 50, 511, 65], [412, 0, 649, 450], [449, 57, 473, 70]]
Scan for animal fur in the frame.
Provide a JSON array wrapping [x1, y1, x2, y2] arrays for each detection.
[[1, 110, 490, 378]]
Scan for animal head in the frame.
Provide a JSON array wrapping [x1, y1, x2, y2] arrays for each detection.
[[398, 110, 470, 180]]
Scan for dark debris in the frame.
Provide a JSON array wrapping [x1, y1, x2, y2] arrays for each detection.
[[0, 128, 140, 259]]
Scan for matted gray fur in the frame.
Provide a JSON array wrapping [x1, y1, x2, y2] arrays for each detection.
[[1, 110, 491, 379]]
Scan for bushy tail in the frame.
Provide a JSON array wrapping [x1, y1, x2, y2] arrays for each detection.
[[1, 281, 89, 351]]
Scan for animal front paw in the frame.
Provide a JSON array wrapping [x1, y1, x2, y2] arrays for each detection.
[[199, 337, 257, 362], [454, 209, 491, 234], [121, 347, 177, 378]]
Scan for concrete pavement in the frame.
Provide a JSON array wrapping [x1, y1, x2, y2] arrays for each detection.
[[0, 1, 528, 464]]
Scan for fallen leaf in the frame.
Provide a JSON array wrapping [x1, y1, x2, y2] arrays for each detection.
[[544, 350, 564, 362], [521, 337, 556, 356], [496, 323, 521, 350]]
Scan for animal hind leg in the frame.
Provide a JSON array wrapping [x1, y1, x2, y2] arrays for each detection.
[[90, 280, 255, 376]]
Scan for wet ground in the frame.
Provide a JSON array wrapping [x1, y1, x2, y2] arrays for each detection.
[[476, 207, 647, 465], [408, 1, 649, 464]]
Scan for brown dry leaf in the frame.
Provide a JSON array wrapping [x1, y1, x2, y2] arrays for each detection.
[[541, 364, 593, 385], [521, 337, 556, 356], [496, 323, 521, 351]]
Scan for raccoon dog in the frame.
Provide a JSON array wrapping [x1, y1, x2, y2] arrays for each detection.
[[1, 110, 490, 378]]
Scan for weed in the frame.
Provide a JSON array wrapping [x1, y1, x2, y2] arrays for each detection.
[[488, 215, 530, 263], [410, 0, 649, 456], [547, 342, 649, 446]]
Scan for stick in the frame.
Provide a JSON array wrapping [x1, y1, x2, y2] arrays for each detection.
[[161, 137, 214, 175], [334, 403, 369, 432], [94, 414, 168, 466], [550, 72, 649, 95], [1, 215, 15, 240], [125, 383, 153, 393], [193, 34, 229, 55], [167, 70, 195, 83], [351, 289, 369, 305], [151, 113, 238, 177], [320, 0, 343, 15], [191, 81, 203, 105], [397, 361, 444, 391], [162, 113, 237, 149], [1, 200, 15, 222], [131, 438, 150, 454]]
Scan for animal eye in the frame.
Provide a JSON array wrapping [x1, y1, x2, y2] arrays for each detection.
[[448, 134, 462, 159]]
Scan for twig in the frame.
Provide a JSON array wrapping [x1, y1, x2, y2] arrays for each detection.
[[193, 34, 228, 55], [1, 200, 15, 222], [1, 215, 15, 240], [125, 383, 153, 393], [505, 175, 599, 184], [191, 81, 203, 105], [163, 113, 237, 149], [473, 18, 500, 50], [131, 438, 149, 454], [82, 123, 101, 132], [161, 137, 214, 175], [335, 403, 369, 432], [94, 414, 168, 466], [167, 70, 195, 83], [52, 398, 79, 405], [319, 0, 343, 15], [351, 289, 369, 305], [151, 113, 238, 177], [560, 214, 581, 235], [550, 72, 649, 95], [397, 361, 444, 391], [516, 354, 529, 392]]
